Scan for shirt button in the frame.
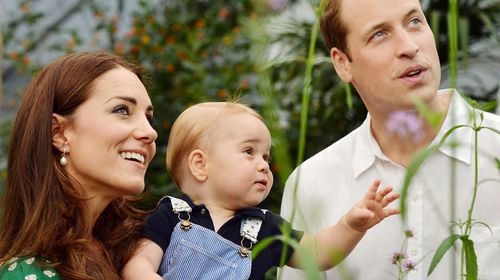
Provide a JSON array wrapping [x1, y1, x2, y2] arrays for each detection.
[[200, 208, 206, 214]]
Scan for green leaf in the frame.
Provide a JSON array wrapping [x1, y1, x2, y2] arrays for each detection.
[[458, 16, 469, 69], [411, 97, 443, 129], [495, 158, 500, 173], [461, 236, 478, 280], [252, 236, 277, 258], [478, 11, 498, 41], [480, 126, 500, 136], [344, 82, 352, 110], [427, 234, 461, 276], [430, 10, 441, 48]]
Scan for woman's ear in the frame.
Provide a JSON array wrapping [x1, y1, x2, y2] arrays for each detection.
[[52, 113, 68, 151], [331, 47, 353, 83], [188, 149, 208, 182]]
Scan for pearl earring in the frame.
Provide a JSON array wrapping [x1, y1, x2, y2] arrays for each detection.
[[60, 147, 68, 166]]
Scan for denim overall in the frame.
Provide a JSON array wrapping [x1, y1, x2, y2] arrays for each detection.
[[158, 196, 264, 280]]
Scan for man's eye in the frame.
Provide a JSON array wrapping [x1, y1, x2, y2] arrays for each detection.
[[372, 31, 385, 40], [112, 105, 130, 115], [409, 18, 421, 26]]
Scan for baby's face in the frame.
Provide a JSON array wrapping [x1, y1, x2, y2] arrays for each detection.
[[204, 112, 273, 209]]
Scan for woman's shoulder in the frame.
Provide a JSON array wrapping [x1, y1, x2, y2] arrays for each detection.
[[0, 257, 61, 280]]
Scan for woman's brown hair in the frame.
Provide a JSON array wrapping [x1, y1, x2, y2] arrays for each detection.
[[0, 52, 149, 279]]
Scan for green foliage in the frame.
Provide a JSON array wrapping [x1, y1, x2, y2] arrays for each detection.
[[427, 234, 461, 276], [427, 0, 500, 65], [114, 0, 367, 211], [401, 103, 500, 280], [2, 1, 499, 279], [0, 122, 12, 191], [461, 236, 478, 280], [116, 0, 259, 208], [1, 0, 367, 214]]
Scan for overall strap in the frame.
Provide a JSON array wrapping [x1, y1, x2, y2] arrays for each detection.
[[238, 209, 266, 257], [166, 196, 193, 230], [167, 196, 192, 213]]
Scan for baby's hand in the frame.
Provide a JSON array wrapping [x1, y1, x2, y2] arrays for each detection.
[[345, 179, 400, 232]]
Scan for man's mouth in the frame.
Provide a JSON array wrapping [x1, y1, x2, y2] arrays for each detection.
[[406, 69, 422, 77], [400, 65, 427, 78]]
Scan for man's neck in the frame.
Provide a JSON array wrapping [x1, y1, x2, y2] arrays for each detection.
[[369, 93, 451, 167]]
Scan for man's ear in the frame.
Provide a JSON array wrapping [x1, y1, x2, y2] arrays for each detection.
[[331, 47, 353, 83], [52, 113, 68, 151], [188, 149, 208, 182]]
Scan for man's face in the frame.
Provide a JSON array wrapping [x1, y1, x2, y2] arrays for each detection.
[[333, 0, 441, 114]]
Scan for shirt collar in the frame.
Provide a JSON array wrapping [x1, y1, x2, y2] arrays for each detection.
[[431, 88, 473, 165], [352, 88, 473, 179], [180, 194, 266, 220], [352, 116, 378, 179]]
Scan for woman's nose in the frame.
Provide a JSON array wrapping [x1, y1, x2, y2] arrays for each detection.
[[134, 117, 158, 144]]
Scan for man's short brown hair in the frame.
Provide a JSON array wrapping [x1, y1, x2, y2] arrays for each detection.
[[320, 0, 351, 59]]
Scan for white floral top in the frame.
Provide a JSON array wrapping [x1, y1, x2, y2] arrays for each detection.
[[0, 257, 60, 280]]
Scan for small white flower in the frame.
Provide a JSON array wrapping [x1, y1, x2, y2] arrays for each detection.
[[25, 257, 35, 264], [8, 261, 17, 271], [25, 275, 37, 280], [7, 257, 19, 264], [43, 270, 56, 277]]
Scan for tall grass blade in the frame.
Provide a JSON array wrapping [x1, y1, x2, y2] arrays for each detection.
[[427, 234, 461, 276], [460, 236, 478, 280]]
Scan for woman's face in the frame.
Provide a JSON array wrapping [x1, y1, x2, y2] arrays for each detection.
[[63, 67, 157, 200]]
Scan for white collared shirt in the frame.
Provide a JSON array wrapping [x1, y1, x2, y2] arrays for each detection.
[[280, 89, 500, 280]]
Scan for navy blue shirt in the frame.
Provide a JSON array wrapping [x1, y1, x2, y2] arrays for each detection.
[[144, 195, 303, 280]]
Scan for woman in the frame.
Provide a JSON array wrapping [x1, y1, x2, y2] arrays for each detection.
[[0, 52, 157, 279]]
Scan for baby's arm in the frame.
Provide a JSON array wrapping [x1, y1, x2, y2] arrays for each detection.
[[122, 238, 164, 280], [287, 179, 400, 270]]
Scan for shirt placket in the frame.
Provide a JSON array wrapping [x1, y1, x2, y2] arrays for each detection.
[[407, 177, 423, 280]]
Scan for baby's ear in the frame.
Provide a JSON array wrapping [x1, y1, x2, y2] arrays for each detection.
[[187, 149, 208, 182]]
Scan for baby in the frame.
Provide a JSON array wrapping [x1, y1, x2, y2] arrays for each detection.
[[123, 101, 400, 280]]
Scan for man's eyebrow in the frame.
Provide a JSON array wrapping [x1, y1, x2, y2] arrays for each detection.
[[403, 8, 421, 19], [363, 8, 421, 38]]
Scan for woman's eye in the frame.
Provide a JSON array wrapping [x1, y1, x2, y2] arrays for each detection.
[[147, 114, 154, 125], [112, 105, 130, 115]]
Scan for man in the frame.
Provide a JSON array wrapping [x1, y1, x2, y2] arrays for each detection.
[[279, 0, 500, 279]]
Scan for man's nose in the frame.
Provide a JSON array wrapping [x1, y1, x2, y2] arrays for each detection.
[[396, 30, 419, 58]]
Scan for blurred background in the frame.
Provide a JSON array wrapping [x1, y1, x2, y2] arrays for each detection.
[[0, 0, 499, 215]]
